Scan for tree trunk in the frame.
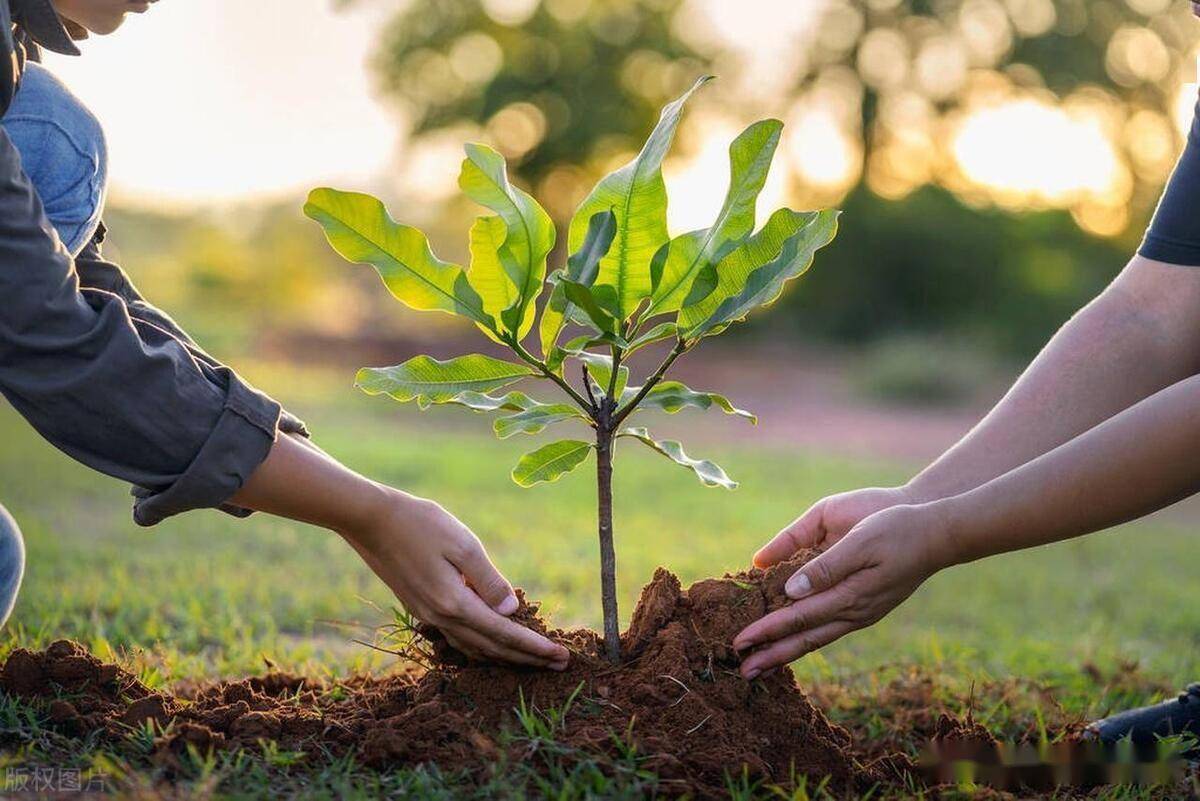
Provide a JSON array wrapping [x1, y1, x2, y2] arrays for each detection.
[[596, 428, 621, 662]]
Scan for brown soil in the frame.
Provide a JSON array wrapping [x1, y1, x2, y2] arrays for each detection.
[[0, 555, 1092, 798]]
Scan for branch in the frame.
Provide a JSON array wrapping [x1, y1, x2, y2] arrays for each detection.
[[606, 344, 624, 405], [582, 364, 600, 411], [611, 339, 688, 427], [509, 338, 595, 414]]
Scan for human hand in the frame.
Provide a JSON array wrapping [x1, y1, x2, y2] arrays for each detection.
[[341, 490, 570, 670], [734, 503, 951, 678], [752, 486, 915, 568]]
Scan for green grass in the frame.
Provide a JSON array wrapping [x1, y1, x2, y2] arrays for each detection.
[[1, 360, 1198, 797]]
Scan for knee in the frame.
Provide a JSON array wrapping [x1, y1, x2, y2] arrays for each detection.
[[0, 506, 25, 625]]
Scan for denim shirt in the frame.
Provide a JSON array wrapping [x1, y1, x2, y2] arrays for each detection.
[[2, 62, 105, 255], [0, 4, 307, 526]]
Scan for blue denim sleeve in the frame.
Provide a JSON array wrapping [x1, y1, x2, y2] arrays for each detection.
[[0, 62, 105, 256], [0, 127, 287, 526]]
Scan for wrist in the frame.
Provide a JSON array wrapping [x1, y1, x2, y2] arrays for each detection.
[[336, 482, 414, 546], [901, 476, 946, 506], [913, 497, 969, 572]]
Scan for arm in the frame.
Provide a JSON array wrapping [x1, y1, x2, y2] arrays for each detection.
[[230, 435, 569, 669], [734, 372, 1200, 676], [754, 256, 1200, 566]]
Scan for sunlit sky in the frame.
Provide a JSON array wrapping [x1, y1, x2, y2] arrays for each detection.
[[43, 0, 399, 207], [38, 0, 1200, 236]]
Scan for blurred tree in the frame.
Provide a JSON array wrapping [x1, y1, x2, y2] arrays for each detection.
[[360, 0, 1196, 219], [358, 0, 704, 215], [348, 0, 1197, 358], [759, 184, 1132, 358]]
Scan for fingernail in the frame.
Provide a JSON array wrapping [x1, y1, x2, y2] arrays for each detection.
[[496, 593, 519, 616], [785, 573, 812, 599], [744, 668, 761, 681]]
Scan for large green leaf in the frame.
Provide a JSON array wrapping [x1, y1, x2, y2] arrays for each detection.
[[304, 188, 489, 326], [541, 210, 617, 357], [459, 143, 556, 338], [356, 354, 534, 407], [567, 76, 712, 320], [622, 381, 756, 423], [619, 427, 737, 489], [466, 216, 521, 336], [494, 404, 586, 439], [646, 119, 783, 317], [512, 440, 593, 487], [679, 208, 840, 340]]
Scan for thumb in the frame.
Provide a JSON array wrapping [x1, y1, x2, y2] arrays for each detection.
[[449, 540, 519, 616], [784, 540, 860, 599], [753, 501, 825, 568]]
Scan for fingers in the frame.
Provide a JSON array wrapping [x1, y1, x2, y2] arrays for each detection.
[[732, 589, 846, 653], [753, 501, 825, 568], [448, 538, 519, 616], [783, 538, 862, 599], [446, 589, 570, 670], [445, 624, 566, 669], [739, 620, 856, 679]]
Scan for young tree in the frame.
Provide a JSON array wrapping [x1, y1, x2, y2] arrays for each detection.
[[305, 77, 839, 662]]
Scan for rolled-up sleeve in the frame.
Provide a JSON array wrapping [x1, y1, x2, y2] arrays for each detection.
[[0, 128, 287, 526]]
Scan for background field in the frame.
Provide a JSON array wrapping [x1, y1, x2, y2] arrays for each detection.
[[3, 359, 1197, 712]]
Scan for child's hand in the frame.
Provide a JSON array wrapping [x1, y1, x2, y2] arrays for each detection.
[[340, 491, 570, 670]]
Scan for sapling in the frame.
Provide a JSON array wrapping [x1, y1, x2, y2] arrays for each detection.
[[304, 76, 839, 663]]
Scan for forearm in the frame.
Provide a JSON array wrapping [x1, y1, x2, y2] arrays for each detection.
[[229, 433, 394, 536], [933, 373, 1200, 567], [906, 257, 1200, 503]]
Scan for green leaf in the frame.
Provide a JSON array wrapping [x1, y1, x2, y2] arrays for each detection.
[[646, 119, 784, 316], [433, 390, 542, 413], [679, 208, 840, 340], [466, 216, 520, 335], [626, 381, 756, 423], [459, 143, 556, 339], [625, 322, 678, 354], [494, 404, 586, 439], [512, 440, 593, 487], [619, 427, 737, 489], [356, 354, 535, 407], [304, 188, 490, 326], [567, 76, 712, 320], [541, 210, 618, 357], [561, 280, 620, 334]]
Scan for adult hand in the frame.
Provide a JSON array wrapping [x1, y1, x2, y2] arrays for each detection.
[[752, 486, 915, 568], [734, 503, 951, 679], [341, 490, 570, 671]]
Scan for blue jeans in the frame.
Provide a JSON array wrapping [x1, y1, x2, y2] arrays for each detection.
[[0, 61, 106, 255], [0, 507, 24, 627]]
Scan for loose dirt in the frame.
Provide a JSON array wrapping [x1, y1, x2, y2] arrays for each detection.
[[0, 554, 1159, 799]]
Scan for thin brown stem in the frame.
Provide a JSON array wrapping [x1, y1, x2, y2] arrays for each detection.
[[582, 364, 599, 412], [611, 340, 688, 427], [510, 339, 594, 415], [595, 426, 620, 662], [606, 344, 623, 404]]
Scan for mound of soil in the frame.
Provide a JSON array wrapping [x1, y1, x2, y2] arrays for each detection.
[[0, 556, 938, 797]]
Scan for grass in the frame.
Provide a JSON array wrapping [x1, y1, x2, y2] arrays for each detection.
[[1, 360, 1198, 797]]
